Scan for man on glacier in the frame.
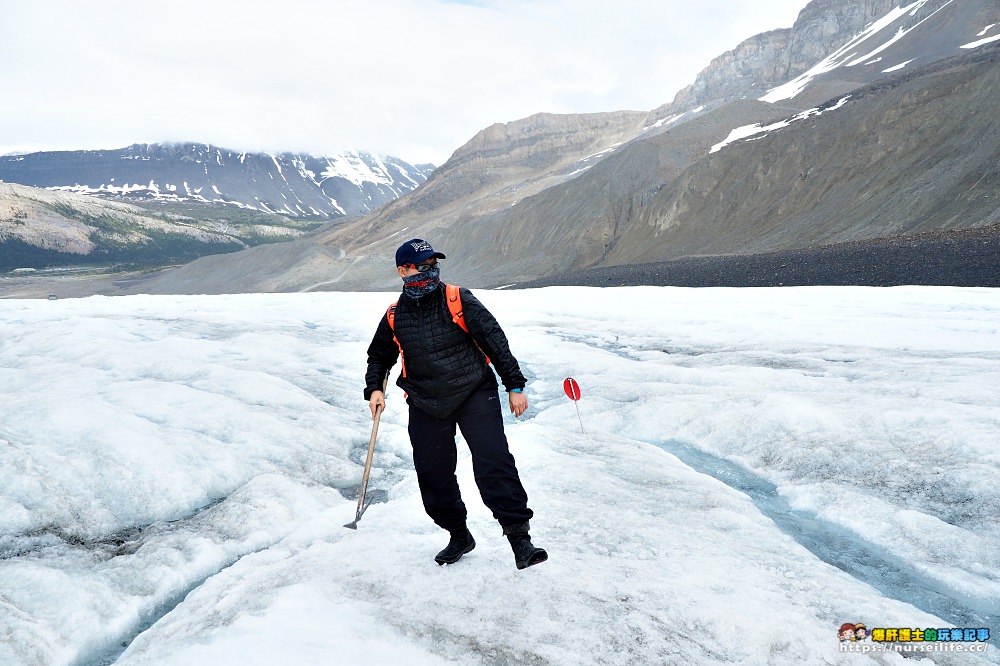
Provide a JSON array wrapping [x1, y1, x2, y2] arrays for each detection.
[[364, 238, 547, 570]]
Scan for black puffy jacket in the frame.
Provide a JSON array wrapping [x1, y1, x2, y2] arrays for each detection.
[[364, 284, 527, 419]]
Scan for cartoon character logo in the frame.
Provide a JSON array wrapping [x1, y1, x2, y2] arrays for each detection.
[[839, 623, 857, 642], [854, 623, 868, 641]]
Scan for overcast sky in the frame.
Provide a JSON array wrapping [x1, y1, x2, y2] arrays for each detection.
[[1, 0, 808, 165]]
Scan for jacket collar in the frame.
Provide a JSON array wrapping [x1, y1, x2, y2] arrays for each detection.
[[399, 282, 444, 308]]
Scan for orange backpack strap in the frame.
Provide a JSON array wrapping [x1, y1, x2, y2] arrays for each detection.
[[386, 301, 406, 378], [445, 284, 490, 365], [445, 284, 468, 332]]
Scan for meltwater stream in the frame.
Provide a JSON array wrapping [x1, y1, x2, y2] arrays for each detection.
[[653, 439, 999, 635]]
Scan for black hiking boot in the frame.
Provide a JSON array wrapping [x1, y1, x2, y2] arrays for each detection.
[[435, 527, 476, 565], [503, 521, 548, 570]]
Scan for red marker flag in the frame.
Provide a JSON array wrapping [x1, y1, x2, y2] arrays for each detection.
[[563, 377, 585, 433]]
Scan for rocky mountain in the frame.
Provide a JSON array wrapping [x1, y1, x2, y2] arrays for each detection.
[[320, 111, 650, 256], [0, 143, 434, 219], [651, 0, 899, 118], [5, 0, 997, 297], [0, 182, 314, 273], [604, 46, 1000, 266], [117, 111, 653, 294]]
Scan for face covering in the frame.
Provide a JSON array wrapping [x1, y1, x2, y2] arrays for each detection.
[[402, 266, 440, 300]]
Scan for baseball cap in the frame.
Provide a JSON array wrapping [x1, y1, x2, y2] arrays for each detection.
[[395, 238, 446, 267]]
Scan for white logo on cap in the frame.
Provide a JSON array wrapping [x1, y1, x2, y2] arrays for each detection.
[[412, 241, 432, 252]]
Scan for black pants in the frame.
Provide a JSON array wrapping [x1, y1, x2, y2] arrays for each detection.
[[408, 383, 533, 531]]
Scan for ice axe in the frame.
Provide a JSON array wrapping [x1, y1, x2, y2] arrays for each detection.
[[563, 377, 585, 433], [345, 376, 387, 529]]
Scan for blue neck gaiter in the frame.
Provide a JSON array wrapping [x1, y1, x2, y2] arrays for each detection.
[[402, 266, 441, 300]]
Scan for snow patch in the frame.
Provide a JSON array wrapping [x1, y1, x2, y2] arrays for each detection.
[[710, 96, 851, 154], [882, 59, 915, 73], [320, 152, 393, 188], [961, 33, 1000, 49], [843, 0, 953, 67], [648, 113, 684, 130]]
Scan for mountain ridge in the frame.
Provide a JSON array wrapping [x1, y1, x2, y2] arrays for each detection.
[[0, 142, 434, 220]]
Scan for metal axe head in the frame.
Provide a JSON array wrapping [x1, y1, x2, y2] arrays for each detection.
[[343, 502, 369, 530]]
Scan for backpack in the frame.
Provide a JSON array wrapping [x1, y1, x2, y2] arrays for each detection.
[[386, 284, 490, 378]]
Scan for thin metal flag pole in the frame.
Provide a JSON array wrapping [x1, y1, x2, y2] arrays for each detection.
[[563, 377, 585, 433]]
